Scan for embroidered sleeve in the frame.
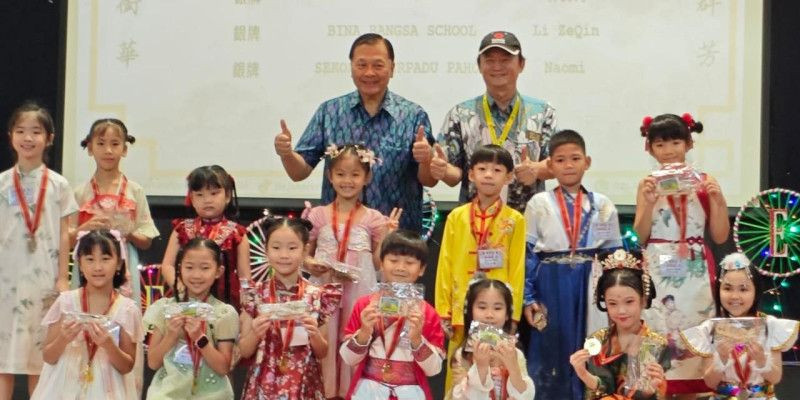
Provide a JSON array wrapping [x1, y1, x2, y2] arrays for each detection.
[[680, 321, 713, 357], [763, 316, 800, 352]]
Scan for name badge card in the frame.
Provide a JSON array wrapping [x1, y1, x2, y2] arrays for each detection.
[[592, 221, 616, 241], [173, 344, 194, 365], [478, 248, 504, 270], [658, 255, 688, 278]]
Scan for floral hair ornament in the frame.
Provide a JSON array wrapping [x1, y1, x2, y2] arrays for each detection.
[[593, 249, 651, 300], [72, 229, 128, 265], [718, 252, 753, 280], [323, 143, 382, 167]]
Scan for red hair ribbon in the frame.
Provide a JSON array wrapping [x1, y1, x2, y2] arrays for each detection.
[[640, 116, 653, 137], [681, 113, 695, 130]]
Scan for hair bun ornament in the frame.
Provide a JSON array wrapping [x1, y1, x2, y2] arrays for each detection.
[[681, 113, 696, 130], [640, 116, 653, 137]]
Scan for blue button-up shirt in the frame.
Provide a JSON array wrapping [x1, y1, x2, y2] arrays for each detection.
[[295, 90, 433, 231]]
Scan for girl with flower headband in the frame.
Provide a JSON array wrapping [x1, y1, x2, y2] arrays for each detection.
[[71, 118, 159, 302], [634, 113, 730, 398], [301, 143, 403, 398], [570, 249, 670, 400], [32, 230, 142, 399], [680, 253, 799, 399], [161, 165, 250, 312]]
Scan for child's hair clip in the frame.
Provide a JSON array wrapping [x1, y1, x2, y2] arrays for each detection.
[[323, 143, 342, 159]]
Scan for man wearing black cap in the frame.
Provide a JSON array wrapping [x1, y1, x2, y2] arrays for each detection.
[[416, 31, 556, 213]]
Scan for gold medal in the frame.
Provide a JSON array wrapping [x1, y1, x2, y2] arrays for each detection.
[[526, 130, 542, 142], [27, 236, 36, 253], [279, 355, 289, 373], [382, 362, 391, 379], [81, 363, 93, 384], [736, 388, 749, 400]]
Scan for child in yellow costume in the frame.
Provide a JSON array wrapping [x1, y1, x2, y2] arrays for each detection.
[[435, 144, 526, 392]]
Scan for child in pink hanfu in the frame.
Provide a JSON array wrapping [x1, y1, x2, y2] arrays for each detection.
[[304, 143, 401, 398]]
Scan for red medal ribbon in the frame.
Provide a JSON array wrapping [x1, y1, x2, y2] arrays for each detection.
[[91, 174, 128, 208], [489, 367, 510, 400], [731, 346, 752, 392], [469, 198, 502, 248], [555, 187, 584, 255], [331, 201, 361, 262], [377, 315, 406, 361], [80, 287, 118, 365], [183, 293, 210, 393], [12, 167, 48, 241], [269, 277, 307, 359], [666, 194, 689, 257]]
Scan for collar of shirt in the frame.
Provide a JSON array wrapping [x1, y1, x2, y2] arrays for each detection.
[[484, 91, 520, 116], [345, 90, 401, 120], [15, 163, 46, 179]]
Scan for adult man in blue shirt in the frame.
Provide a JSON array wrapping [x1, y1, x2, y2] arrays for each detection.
[[274, 33, 434, 232]]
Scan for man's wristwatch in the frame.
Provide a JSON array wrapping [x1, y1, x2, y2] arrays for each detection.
[[195, 335, 209, 349]]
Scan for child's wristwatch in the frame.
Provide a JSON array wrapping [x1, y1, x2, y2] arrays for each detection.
[[195, 335, 209, 349]]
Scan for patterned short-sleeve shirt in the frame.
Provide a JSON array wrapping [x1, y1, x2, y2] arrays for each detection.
[[294, 90, 433, 232], [437, 92, 556, 212]]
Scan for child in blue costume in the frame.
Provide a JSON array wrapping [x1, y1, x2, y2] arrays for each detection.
[[523, 130, 622, 400]]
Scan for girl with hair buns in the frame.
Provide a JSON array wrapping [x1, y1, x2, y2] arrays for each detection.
[[72, 118, 159, 301], [634, 113, 730, 398]]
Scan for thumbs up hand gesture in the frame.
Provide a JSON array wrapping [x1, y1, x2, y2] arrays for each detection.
[[411, 125, 433, 164], [514, 145, 538, 186], [274, 119, 293, 157], [430, 144, 449, 181]]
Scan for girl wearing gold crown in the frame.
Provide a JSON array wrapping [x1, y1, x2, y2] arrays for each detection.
[[570, 249, 671, 399]]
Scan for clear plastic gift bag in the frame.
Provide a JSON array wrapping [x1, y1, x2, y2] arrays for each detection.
[[651, 163, 702, 195], [711, 317, 767, 350], [257, 300, 309, 321], [375, 283, 425, 347], [625, 336, 665, 394], [163, 302, 216, 322], [376, 283, 425, 317], [326, 259, 361, 282], [467, 321, 515, 350], [63, 311, 122, 344]]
